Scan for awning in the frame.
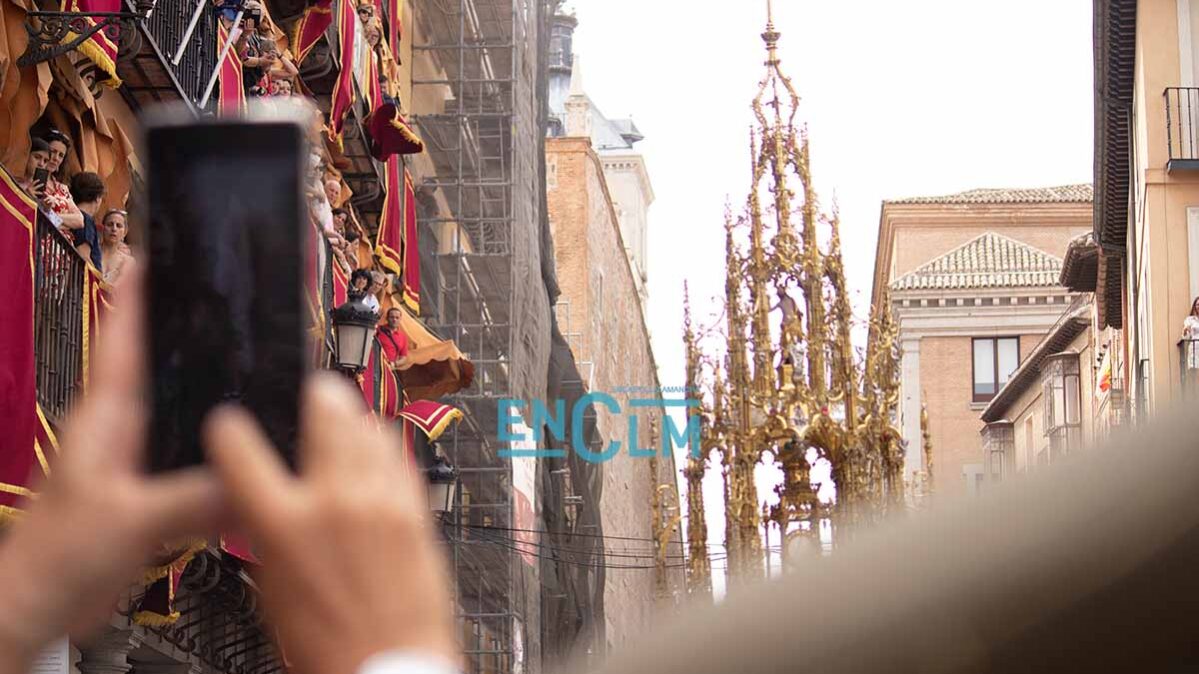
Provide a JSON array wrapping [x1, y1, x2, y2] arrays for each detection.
[[392, 305, 475, 399]]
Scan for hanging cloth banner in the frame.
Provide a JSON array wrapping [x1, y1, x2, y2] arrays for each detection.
[[398, 400, 463, 442], [133, 560, 186, 626], [328, 0, 357, 148], [0, 166, 40, 522], [61, 0, 122, 88], [400, 167, 419, 313], [363, 39, 383, 115], [291, 0, 334, 64], [332, 256, 349, 307], [384, 0, 401, 51], [374, 155, 404, 275], [216, 22, 246, 116], [81, 266, 110, 394], [368, 103, 424, 160]]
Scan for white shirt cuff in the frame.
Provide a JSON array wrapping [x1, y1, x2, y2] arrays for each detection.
[[357, 650, 460, 674]]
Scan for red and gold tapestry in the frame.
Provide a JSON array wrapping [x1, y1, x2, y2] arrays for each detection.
[[398, 400, 463, 442], [327, 0, 357, 148], [133, 559, 186, 626], [217, 22, 246, 117], [332, 255, 349, 307], [81, 265, 110, 393], [374, 155, 403, 275], [291, 0, 333, 65], [384, 0, 401, 51], [62, 0, 122, 88], [0, 166, 40, 521], [368, 103, 424, 160], [400, 167, 419, 313]]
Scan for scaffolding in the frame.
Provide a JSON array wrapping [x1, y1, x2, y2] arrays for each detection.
[[410, 1, 557, 672]]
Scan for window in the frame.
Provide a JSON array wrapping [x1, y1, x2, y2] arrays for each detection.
[[972, 337, 1020, 402], [1042, 353, 1082, 459]]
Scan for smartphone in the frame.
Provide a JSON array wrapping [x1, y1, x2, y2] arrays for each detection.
[[144, 112, 308, 472], [32, 167, 48, 198]]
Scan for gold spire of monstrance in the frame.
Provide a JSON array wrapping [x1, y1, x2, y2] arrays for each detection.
[[695, 2, 905, 590]]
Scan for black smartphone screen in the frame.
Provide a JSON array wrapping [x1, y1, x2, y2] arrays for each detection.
[[145, 121, 306, 472]]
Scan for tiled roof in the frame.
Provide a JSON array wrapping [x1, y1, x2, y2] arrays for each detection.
[[887, 184, 1093, 205], [891, 232, 1063, 291]]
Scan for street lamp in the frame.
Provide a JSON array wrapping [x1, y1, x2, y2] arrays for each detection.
[[330, 292, 378, 374], [425, 452, 459, 515]]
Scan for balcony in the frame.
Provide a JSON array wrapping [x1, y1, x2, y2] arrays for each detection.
[[1180, 338, 1199, 396], [116, 0, 219, 111], [1165, 87, 1199, 171], [34, 213, 88, 423]]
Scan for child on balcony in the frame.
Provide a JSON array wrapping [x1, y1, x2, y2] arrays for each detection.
[[1184, 297, 1199, 370]]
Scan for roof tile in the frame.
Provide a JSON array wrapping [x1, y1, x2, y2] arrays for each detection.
[[887, 184, 1093, 205], [891, 232, 1064, 291]]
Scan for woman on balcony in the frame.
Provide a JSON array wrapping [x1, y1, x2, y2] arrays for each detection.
[[99, 209, 136, 286], [39, 130, 84, 233], [1184, 297, 1199, 370]]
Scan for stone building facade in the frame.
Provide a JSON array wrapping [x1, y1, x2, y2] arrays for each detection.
[[546, 133, 684, 651], [870, 186, 1092, 500]]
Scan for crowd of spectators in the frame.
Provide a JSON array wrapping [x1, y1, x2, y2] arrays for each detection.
[[12, 0, 412, 375], [13, 128, 137, 286]]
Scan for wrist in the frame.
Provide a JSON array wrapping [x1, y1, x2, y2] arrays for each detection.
[[0, 534, 52, 672]]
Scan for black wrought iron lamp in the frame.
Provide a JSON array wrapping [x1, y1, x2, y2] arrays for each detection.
[[330, 292, 378, 375], [425, 451, 459, 516], [18, 0, 155, 68]]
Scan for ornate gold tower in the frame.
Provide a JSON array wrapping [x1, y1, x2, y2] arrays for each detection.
[[696, 1, 904, 588]]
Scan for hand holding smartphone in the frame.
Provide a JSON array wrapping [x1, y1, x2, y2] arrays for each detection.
[[32, 167, 49, 201]]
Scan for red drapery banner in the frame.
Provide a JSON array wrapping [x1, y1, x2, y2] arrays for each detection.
[[398, 400, 463, 442], [327, 0, 357, 148], [400, 167, 419, 313], [364, 43, 383, 116], [368, 103, 424, 161], [332, 258, 348, 307], [0, 167, 39, 521], [374, 155, 403, 275], [359, 341, 402, 419], [385, 0, 402, 52], [373, 157, 419, 314], [81, 266, 110, 394], [291, 0, 334, 64], [217, 22, 246, 116], [63, 0, 122, 87]]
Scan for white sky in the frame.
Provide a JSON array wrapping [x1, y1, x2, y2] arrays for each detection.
[[570, 0, 1094, 595]]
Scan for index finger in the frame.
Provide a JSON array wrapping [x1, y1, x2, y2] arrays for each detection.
[[204, 405, 297, 532]]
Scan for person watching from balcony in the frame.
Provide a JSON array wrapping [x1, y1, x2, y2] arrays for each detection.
[[237, 1, 275, 96], [99, 208, 135, 286], [332, 207, 350, 235], [325, 178, 343, 209], [368, 270, 387, 308], [271, 74, 295, 98], [350, 268, 380, 314], [39, 130, 84, 233], [68, 171, 105, 272], [378, 308, 410, 367], [14, 138, 50, 202]]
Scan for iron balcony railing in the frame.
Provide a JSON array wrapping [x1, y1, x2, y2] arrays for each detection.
[[33, 212, 86, 422], [139, 0, 219, 107], [1165, 87, 1199, 170], [1179, 338, 1199, 396]]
